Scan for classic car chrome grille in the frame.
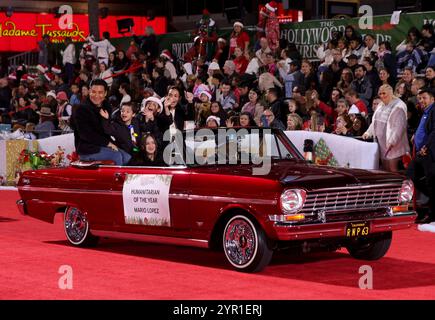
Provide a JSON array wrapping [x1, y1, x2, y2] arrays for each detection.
[[300, 184, 402, 216]]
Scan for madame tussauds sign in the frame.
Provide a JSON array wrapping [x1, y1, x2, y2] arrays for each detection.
[[0, 12, 167, 52], [0, 21, 86, 42], [280, 11, 435, 60]]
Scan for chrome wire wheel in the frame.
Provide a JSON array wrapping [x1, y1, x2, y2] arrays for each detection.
[[223, 215, 258, 269], [64, 207, 89, 245]]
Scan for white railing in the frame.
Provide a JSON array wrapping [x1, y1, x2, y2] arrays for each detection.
[[8, 51, 39, 72]]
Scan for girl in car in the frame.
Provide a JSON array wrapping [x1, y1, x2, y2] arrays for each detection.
[[129, 133, 165, 166]]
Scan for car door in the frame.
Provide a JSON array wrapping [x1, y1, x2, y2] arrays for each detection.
[[101, 164, 193, 238]]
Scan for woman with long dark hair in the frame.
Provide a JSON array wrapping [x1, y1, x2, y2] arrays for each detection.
[[130, 133, 165, 166], [425, 65, 435, 89], [300, 59, 319, 93], [337, 68, 354, 92]]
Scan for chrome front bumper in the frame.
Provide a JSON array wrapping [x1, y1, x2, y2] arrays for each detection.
[[273, 211, 417, 241]]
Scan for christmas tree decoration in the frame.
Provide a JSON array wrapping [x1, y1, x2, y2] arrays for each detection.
[[314, 138, 339, 166]]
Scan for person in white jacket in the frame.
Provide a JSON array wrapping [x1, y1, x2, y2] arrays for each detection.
[[98, 62, 113, 88], [362, 84, 409, 172], [61, 37, 76, 84], [87, 32, 116, 66]]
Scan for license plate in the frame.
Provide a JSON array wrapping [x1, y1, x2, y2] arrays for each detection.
[[345, 221, 370, 238]]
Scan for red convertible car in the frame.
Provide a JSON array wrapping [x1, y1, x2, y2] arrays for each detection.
[[16, 128, 416, 272]]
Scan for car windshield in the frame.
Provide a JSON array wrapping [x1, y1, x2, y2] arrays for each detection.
[[165, 127, 303, 167]]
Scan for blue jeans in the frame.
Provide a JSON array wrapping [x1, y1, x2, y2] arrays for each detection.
[[79, 146, 131, 166]]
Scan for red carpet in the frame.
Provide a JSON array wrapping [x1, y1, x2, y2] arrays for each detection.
[[1, 189, 435, 300]]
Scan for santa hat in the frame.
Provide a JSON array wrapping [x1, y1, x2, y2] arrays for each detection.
[[202, 9, 210, 16], [44, 72, 55, 82], [206, 115, 220, 125], [46, 90, 57, 99], [27, 74, 36, 82], [51, 65, 62, 74], [194, 84, 209, 97], [208, 61, 220, 71], [199, 90, 212, 100], [233, 21, 244, 28], [265, 1, 278, 12], [217, 38, 227, 44], [20, 74, 29, 82], [183, 62, 193, 75], [8, 72, 17, 80], [194, 36, 201, 43], [37, 64, 48, 73], [160, 49, 173, 62]]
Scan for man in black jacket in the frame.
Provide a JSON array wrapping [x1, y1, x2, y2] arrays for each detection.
[[266, 88, 285, 125], [73, 79, 131, 165], [132, 26, 158, 60]]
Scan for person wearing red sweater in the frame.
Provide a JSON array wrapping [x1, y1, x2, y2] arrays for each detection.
[[344, 88, 368, 117], [228, 22, 250, 58], [233, 47, 248, 74]]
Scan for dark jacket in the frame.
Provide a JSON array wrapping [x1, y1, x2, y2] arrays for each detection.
[[173, 102, 195, 132], [73, 98, 112, 155], [101, 117, 141, 154], [351, 76, 373, 107], [128, 150, 166, 167], [269, 98, 283, 123], [0, 86, 12, 112], [366, 69, 381, 100], [153, 76, 169, 98], [301, 72, 319, 93], [138, 111, 172, 144], [133, 34, 158, 59], [425, 105, 435, 162]]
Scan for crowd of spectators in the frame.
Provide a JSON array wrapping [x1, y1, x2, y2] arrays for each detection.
[[0, 17, 434, 173]]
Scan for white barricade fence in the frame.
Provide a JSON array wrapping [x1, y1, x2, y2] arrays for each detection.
[[285, 131, 380, 170], [37, 133, 75, 156]]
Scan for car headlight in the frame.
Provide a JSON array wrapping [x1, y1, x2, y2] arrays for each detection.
[[399, 179, 414, 203], [280, 189, 306, 214]]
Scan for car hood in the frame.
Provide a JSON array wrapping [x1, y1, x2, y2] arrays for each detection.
[[195, 160, 404, 190], [274, 161, 404, 190]]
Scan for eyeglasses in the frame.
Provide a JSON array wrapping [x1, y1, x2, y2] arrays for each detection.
[[265, 114, 274, 118]]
